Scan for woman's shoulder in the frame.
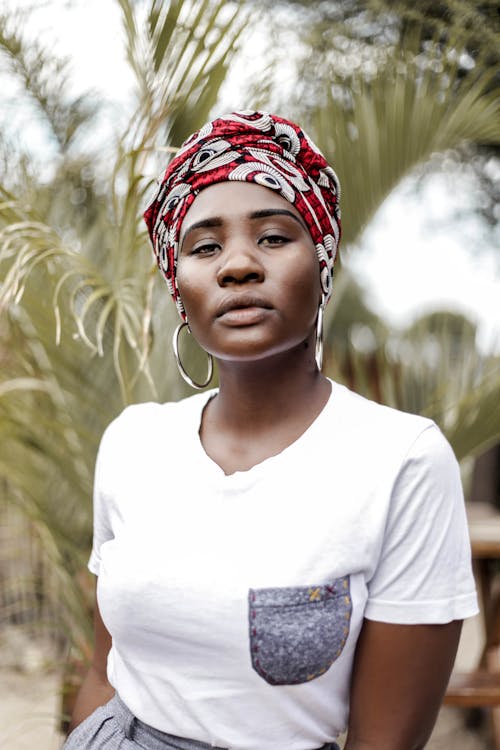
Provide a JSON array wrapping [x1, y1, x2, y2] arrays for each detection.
[[328, 379, 442, 452], [328, 380, 459, 489], [330, 379, 429, 425], [100, 389, 216, 446]]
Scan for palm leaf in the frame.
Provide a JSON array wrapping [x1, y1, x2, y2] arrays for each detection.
[[312, 28, 500, 246]]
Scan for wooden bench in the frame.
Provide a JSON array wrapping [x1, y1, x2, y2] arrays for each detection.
[[444, 504, 500, 748], [445, 670, 500, 707]]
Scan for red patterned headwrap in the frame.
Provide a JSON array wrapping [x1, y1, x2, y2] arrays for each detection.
[[143, 110, 341, 320]]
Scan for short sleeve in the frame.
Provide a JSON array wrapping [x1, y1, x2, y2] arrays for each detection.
[[365, 424, 478, 624], [87, 423, 115, 576]]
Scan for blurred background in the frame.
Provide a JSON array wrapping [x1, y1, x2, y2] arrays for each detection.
[[0, 0, 499, 748]]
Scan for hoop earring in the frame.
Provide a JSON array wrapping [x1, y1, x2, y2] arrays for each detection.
[[172, 321, 213, 390], [315, 302, 324, 371]]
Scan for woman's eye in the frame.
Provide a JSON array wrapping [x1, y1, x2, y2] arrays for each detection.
[[260, 234, 289, 246], [191, 242, 219, 256]]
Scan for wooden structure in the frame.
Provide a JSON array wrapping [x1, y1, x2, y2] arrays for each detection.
[[445, 503, 500, 748]]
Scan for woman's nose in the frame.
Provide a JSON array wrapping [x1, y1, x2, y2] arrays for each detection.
[[216, 242, 264, 286]]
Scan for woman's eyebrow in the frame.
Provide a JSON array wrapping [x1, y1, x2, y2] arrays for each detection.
[[181, 217, 223, 244], [249, 209, 307, 231], [181, 208, 307, 245]]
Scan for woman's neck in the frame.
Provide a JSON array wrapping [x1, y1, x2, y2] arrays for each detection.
[[198, 347, 332, 475], [214, 360, 329, 431]]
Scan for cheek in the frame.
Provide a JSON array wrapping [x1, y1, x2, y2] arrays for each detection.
[[175, 261, 201, 313], [284, 255, 322, 310]]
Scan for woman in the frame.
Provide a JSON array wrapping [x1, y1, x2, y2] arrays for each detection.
[[64, 111, 478, 750]]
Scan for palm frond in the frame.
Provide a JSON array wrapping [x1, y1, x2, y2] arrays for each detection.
[[0, 12, 99, 153], [313, 27, 500, 245]]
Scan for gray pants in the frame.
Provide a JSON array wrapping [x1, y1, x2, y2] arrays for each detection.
[[62, 693, 340, 750]]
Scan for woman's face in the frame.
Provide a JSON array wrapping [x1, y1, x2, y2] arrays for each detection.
[[176, 181, 322, 363]]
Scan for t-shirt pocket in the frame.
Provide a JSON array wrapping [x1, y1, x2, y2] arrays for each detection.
[[248, 577, 351, 685]]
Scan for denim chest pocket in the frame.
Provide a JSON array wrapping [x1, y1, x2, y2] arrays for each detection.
[[248, 577, 351, 685]]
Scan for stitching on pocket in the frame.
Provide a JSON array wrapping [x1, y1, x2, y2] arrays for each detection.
[[248, 577, 351, 685]]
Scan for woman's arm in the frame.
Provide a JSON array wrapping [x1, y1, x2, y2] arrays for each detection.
[[67, 596, 114, 733], [344, 618, 462, 750]]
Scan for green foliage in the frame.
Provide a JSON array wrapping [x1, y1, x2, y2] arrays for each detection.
[[258, 0, 500, 242], [0, 10, 99, 153], [312, 33, 500, 245]]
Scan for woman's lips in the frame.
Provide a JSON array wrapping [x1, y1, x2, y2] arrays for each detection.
[[215, 295, 273, 325], [217, 306, 272, 325]]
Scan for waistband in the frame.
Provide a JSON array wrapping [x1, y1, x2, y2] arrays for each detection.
[[111, 693, 340, 750]]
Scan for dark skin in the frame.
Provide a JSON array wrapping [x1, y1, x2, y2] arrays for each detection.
[[344, 620, 462, 750], [69, 181, 463, 749], [68, 603, 113, 732]]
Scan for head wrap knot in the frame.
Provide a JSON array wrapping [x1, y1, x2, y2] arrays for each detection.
[[143, 110, 341, 319]]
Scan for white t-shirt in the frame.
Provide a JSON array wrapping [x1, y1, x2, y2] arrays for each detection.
[[89, 380, 478, 750]]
